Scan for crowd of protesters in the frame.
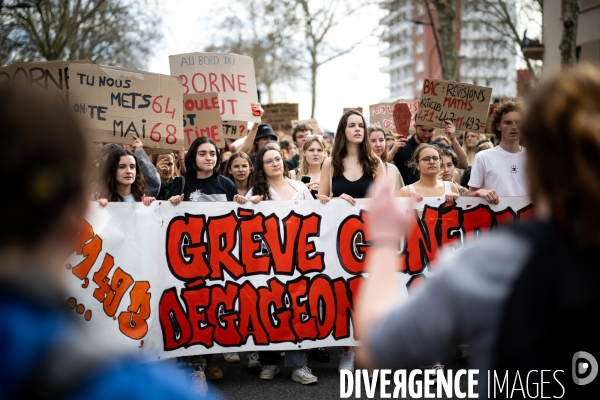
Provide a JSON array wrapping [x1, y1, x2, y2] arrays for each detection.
[[6, 63, 598, 400], [83, 90, 530, 395]]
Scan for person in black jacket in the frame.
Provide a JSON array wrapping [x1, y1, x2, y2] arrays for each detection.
[[168, 137, 237, 204]]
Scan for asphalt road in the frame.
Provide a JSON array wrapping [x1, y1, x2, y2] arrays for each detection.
[[187, 347, 471, 400]]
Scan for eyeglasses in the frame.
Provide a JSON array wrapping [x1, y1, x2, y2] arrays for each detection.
[[232, 164, 249, 170], [420, 156, 440, 163], [264, 156, 282, 165]]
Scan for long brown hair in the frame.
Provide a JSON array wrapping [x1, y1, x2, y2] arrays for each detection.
[[224, 152, 254, 189], [367, 126, 389, 162], [331, 110, 380, 177], [522, 64, 600, 246], [96, 147, 147, 202], [252, 146, 289, 200]]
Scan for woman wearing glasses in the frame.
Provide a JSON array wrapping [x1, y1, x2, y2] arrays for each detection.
[[398, 143, 458, 377], [399, 143, 459, 202], [234, 145, 317, 385], [238, 145, 313, 203]]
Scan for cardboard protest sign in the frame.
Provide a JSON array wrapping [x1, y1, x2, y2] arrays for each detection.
[[292, 118, 321, 134], [416, 79, 492, 133], [369, 99, 420, 133], [222, 120, 248, 139], [169, 52, 260, 123], [261, 103, 299, 132], [182, 92, 224, 148], [68, 62, 184, 149], [484, 103, 498, 134], [343, 107, 363, 114], [64, 197, 533, 361], [0, 61, 70, 103], [393, 103, 412, 139]]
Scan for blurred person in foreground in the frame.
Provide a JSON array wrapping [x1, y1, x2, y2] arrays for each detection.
[[356, 65, 600, 398], [0, 86, 202, 399]]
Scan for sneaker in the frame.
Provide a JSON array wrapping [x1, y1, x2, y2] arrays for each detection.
[[248, 352, 261, 369], [187, 355, 206, 371], [309, 347, 331, 362], [455, 346, 471, 361], [431, 364, 444, 383], [292, 366, 318, 385], [259, 365, 280, 380], [205, 359, 223, 381], [189, 370, 208, 397], [223, 352, 240, 363], [338, 350, 355, 373]]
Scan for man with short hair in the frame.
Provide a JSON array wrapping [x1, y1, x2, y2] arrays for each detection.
[[284, 124, 313, 170], [392, 121, 468, 186], [468, 100, 528, 204]]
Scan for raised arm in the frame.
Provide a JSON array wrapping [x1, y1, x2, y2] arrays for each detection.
[[444, 121, 469, 169], [233, 104, 264, 154]]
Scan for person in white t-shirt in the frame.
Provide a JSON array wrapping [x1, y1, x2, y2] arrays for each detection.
[[468, 100, 528, 204]]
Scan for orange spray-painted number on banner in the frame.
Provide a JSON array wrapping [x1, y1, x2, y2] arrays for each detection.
[[68, 219, 152, 340]]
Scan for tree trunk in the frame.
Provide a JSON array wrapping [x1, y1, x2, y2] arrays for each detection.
[[310, 56, 318, 118], [430, 0, 458, 81], [559, 0, 579, 67]]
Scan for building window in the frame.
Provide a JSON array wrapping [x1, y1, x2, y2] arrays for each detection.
[[416, 24, 425, 35], [416, 41, 424, 54], [416, 60, 425, 73]]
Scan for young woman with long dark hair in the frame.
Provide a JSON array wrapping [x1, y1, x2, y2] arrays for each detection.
[[93, 147, 155, 206], [166, 136, 237, 384], [237, 145, 312, 203], [318, 110, 384, 206], [317, 110, 384, 373], [234, 145, 317, 385]]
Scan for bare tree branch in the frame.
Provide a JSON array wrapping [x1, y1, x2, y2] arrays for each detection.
[[1, 0, 161, 69]]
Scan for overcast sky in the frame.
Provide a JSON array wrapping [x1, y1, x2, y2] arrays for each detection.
[[148, 0, 388, 132]]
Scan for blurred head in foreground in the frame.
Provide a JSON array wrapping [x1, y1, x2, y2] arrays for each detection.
[[0, 85, 203, 399], [0, 85, 89, 273], [522, 63, 600, 246]]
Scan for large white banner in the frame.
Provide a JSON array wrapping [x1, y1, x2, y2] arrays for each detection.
[[65, 197, 533, 363]]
